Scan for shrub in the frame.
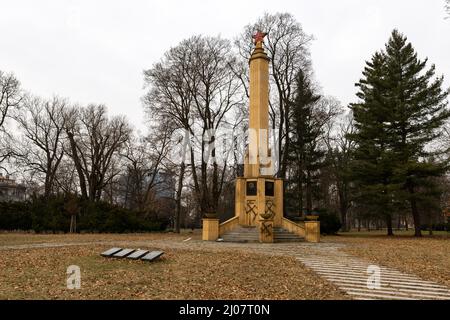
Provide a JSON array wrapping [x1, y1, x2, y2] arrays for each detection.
[[317, 210, 342, 235], [0, 201, 32, 231], [420, 222, 450, 232]]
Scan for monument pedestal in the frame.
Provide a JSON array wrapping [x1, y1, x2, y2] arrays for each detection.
[[235, 177, 283, 229], [202, 219, 219, 241], [305, 221, 320, 243]]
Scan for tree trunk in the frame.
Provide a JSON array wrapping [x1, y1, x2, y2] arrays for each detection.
[[277, 95, 285, 179], [340, 206, 348, 232], [298, 164, 304, 217], [44, 181, 51, 199], [409, 186, 422, 237], [386, 214, 394, 236], [338, 185, 349, 232], [280, 109, 290, 180], [200, 133, 210, 216], [306, 170, 312, 215], [67, 132, 88, 200], [175, 162, 186, 234], [70, 214, 77, 233]]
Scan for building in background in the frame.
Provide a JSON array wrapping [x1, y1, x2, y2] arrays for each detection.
[[0, 173, 27, 202]]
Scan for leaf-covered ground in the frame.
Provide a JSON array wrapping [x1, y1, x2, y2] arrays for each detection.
[[0, 237, 346, 300], [1, 232, 449, 300], [0, 231, 197, 246]]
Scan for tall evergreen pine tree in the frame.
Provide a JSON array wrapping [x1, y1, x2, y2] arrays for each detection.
[[350, 30, 449, 237], [384, 30, 449, 237], [350, 52, 397, 236], [289, 70, 322, 215]]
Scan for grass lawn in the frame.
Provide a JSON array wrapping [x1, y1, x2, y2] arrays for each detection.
[[0, 230, 201, 246], [1, 231, 449, 299], [336, 230, 449, 237], [0, 233, 345, 300]]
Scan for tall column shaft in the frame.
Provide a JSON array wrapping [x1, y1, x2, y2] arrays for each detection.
[[244, 42, 271, 178]]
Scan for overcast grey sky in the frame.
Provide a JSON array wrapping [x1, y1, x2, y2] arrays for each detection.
[[1, 0, 449, 133]]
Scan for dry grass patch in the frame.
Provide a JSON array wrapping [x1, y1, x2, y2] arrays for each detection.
[[0, 231, 199, 246], [0, 245, 347, 300]]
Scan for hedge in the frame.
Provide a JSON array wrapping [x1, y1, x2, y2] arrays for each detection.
[[0, 195, 169, 233]]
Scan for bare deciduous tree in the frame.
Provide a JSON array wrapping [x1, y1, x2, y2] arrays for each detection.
[[121, 124, 173, 212], [0, 71, 22, 170], [15, 96, 67, 198], [144, 42, 195, 231], [187, 36, 243, 217], [54, 157, 79, 195], [64, 104, 131, 202], [325, 113, 356, 231], [144, 35, 243, 220]]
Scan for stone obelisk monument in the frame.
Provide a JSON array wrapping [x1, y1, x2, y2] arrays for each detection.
[[234, 31, 284, 243], [202, 31, 320, 243]]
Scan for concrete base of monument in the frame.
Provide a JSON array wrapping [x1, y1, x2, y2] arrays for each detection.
[[234, 177, 284, 228], [202, 219, 220, 241], [218, 224, 312, 243], [305, 221, 320, 243], [202, 218, 320, 243]]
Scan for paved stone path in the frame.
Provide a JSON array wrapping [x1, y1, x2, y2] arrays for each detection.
[[293, 244, 450, 300], [1, 239, 449, 300], [228, 242, 450, 300]]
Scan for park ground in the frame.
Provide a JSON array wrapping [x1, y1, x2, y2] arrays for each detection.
[[0, 231, 448, 300]]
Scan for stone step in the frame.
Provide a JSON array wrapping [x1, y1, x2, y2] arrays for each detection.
[[222, 233, 257, 236], [222, 236, 259, 240], [222, 232, 257, 235], [224, 233, 300, 237], [221, 235, 258, 237], [276, 237, 298, 239], [274, 234, 300, 239], [227, 230, 297, 236], [274, 239, 304, 243], [221, 227, 304, 243]]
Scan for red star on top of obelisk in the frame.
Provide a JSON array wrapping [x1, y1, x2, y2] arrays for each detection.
[[252, 30, 268, 45]]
